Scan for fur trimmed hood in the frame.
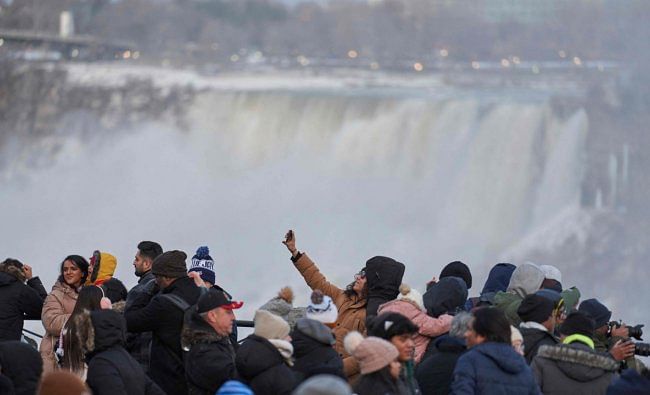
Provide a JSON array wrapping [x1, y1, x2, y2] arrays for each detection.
[[74, 309, 126, 355], [0, 263, 26, 283], [181, 309, 228, 351], [536, 343, 619, 381]]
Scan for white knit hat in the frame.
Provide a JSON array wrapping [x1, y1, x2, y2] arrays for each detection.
[[254, 310, 290, 340], [396, 283, 424, 310], [306, 290, 338, 325]]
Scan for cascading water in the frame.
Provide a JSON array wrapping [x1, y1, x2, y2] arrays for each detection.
[[1, 68, 594, 324]]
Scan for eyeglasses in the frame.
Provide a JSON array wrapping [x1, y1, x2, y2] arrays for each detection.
[[354, 270, 366, 280]]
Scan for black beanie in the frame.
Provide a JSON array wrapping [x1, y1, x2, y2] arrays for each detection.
[[559, 311, 595, 338], [578, 298, 612, 329], [517, 294, 555, 324], [152, 250, 188, 278], [440, 261, 472, 289], [367, 312, 418, 340]]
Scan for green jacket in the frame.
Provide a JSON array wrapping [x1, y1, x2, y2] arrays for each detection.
[[493, 291, 523, 326], [594, 332, 646, 373]]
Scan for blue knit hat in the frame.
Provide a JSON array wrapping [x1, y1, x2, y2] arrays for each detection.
[[578, 298, 612, 329], [216, 380, 254, 395], [190, 246, 216, 285]]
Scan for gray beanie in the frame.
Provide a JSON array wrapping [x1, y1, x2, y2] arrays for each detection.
[[293, 374, 352, 395], [151, 250, 187, 278]]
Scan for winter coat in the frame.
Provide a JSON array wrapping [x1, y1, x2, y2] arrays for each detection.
[[531, 343, 618, 395], [378, 299, 453, 363], [451, 342, 540, 395], [365, 256, 405, 319], [293, 253, 366, 378], [0, 340, 43, 395], [291, 319, 344, 381], [519, 326, 559, 364], [494, 263, 545, 326], [416, 335, 466, 395], [0, 264, 47, 342], [494, 292, 524, 327], [81, 310, 164, 395], [236, 334, 297, 395], [354, 369, 409, 395], [40, 281, 79, 373], [124, 271, 156, 372], [472, 263, 516, 308], [125, 276, 202, 395], [423, 277, 468, 319], [607, 368, 650, 395], [181, 310, 236, 395]]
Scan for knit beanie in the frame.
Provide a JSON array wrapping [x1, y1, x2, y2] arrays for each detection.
[[306, 290, 338, 325], [293, 374, 353, 395], [216, 380, 254, 395], [559, 311, 595, 338], [189, 246, 215, 285], [396, 283, 424, 310], [578, 298, 612, 329], [151, 250, 187, 278], [440, 261, 472, 289], [517, 294, 555, 324], [259, 287, 306, 328], [38, 371, 89, 395], [344, 332, 398, 374], [254, 310, 290, 340]]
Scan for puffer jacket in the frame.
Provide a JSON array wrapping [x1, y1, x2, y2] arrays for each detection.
[[293, 253, 366, 379], [451, 342, 540, 395], [531, 342, 619, 395], [519, 325, 558, 364], [291, 318, 344, 381], [378, 299, 453, 363], [0, 263, 47, 341], [181, 310, 236, 395], [40, 281, 79, 373], [80, 309, 164, 395], [236, 334, 297, 395]]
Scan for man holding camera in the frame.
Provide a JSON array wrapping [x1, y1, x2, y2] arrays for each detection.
[[578, 298, 644, 372]]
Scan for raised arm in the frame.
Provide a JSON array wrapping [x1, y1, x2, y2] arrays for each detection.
[[283, 230, 343, 299]]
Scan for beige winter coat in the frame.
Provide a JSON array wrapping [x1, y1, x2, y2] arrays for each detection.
[[40, 281, 78, 373], [293, 253, 366, 380]]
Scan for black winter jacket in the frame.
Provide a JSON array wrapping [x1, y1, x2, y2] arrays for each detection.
[[519, 326, 558, 364], [181, 311, 236, 395], [365, 256, 405, 320], [125, 276, 202, 395], [291, 325, 344, 381], [0, 340, 43, 395], [0, 264, 47, 342], [85, 310, 164, 395], [236, 334, 297, 395], [416, 335, 466, 395], [354, 368, 409, 395], [125, 271, 156, 372]]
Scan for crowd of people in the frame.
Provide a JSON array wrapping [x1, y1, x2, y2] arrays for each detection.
[[0, 229, 648, 395]]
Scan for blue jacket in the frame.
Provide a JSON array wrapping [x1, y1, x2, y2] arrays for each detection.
[[451, 342, 540, 395]]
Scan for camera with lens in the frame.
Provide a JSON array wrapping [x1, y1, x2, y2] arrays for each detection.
[[607, 320, 644, 341], [634, 341, 650, 357]]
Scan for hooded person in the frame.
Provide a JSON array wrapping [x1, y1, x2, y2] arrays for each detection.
[[469, 263, 516, 308], [0, 340, 43, 395], [517, 294, 559, 364], [125, 250, 203, 395], [259, 286, 307, 329], [416, 312, 472, 395], [85, 251, 118, 286], [344, 332, 407, 395], [75, 309, 164, 395], [451, 308, 540, 395], [438, 261, 472, 290], [291, 318, 344, 381], [0, 258, 47, 342], [283, 230, 368, 380], [531, 311, 619, 395], [539, 265, 563, 293], [494, 262, 545, 326], [235, 310, 297, 395], [41, 255, 90, 373], [182, 288, 243, 395], [364, 256, 406, 322], [378, 283, 453, 363]]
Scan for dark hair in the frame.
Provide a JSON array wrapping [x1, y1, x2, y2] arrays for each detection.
[[472, 307, 511, 344], [137, 241, 163, 261], [1, 258, 23, 269], [58, 255, 90, 286], [344, 268, 368, 299], [368, 312, 418, 340], [63, 286, 104, 372]]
